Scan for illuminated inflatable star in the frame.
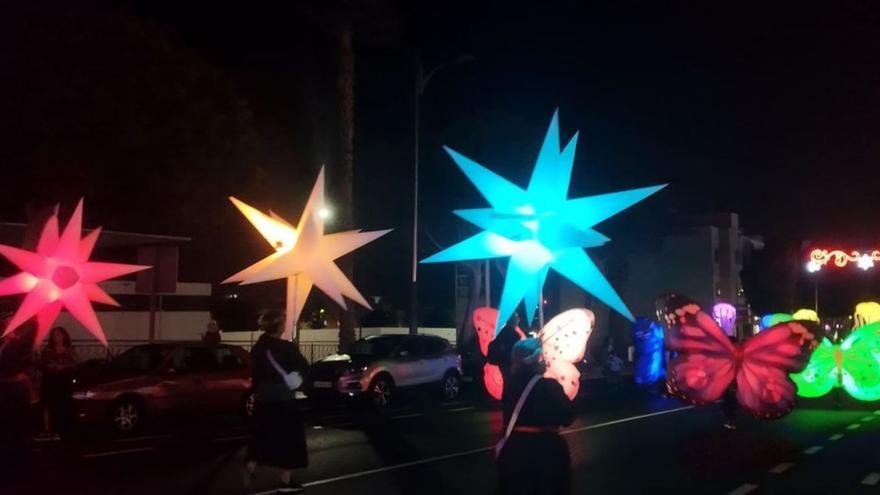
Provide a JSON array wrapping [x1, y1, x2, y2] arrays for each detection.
[[0, 200, 150, 346], [224, 167, 391, 339], [422, 111, 665, 331]]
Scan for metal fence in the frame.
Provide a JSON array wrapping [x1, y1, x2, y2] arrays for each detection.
[[71, 339, 341, 364]]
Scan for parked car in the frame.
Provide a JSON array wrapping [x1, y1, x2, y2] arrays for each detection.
[[70, 343, 253, 433], [306, 334, 462, 407]]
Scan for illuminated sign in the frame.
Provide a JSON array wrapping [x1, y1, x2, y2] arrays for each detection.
[[807, 249, 880, 272]]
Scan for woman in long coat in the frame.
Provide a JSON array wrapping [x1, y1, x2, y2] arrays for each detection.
[[244, 309, 309, 493]]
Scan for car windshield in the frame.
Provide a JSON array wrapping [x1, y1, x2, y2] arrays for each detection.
[[347, 337, 402, 358], [111, 346, 168, 372]]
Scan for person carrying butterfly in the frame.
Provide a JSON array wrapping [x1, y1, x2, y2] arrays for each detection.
[[660, 294, 819, 422], [496, 338, 576, 495], [487, 312, 524, 391]]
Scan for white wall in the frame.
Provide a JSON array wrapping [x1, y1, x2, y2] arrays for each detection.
[[221, 327, 457, 346], [60, 311, 213, 342]]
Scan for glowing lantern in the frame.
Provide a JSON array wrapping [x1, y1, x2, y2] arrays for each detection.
[[224, 168, 391, 339], [0, 200, 150, 346], [854, 302, 880, 329], [422, 110, 665, 332], [712, 303, 737, 336], [760, 313, 793, 331], [792, 309, 819, 323]]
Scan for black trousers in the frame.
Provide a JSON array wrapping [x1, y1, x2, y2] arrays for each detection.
[[496, 432, 571, 495]]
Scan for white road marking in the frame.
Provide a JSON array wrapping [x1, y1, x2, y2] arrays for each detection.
[[81, 447, 156, 459], [862, 416, 874, 422], [804, 446, 823, 455], [213, 435, 250, 443], [847, 424, 861, 430], [874, 410, 880, 416], [829, 434, 844, 441], [862, 473, 880, 486], [392, 413, 423, 420], [313, 426, 324, 430], [770, 462, 794, 474], [561, 405, 695, 436], [727, 483, 759, 495], [115, 434, 173, 443], [448, 406, 475, 412], [254, 405, 693, 489]]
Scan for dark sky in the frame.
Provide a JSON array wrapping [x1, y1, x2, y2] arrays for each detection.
[[4, 1, 880, 316]]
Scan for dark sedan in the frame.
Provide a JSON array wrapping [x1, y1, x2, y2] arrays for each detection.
[[70, 343, 253, 432]]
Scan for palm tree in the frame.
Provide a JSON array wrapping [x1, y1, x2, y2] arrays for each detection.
[[300, 0, 400, 351]]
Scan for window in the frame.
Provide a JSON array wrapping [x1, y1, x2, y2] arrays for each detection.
[[168, 348, 214, 373], [423, 337, 448, 356], [398, 338, 423, 358]]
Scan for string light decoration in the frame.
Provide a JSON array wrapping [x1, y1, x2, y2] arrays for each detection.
[[806, 249, 880, 272]]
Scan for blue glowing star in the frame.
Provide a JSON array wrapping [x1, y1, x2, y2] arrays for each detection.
[[422, 111, 665, 331]]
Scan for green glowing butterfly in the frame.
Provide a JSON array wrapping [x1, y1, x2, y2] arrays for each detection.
[[790, 322, 880, 401]]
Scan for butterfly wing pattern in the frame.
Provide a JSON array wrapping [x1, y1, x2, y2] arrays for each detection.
[[472, 307, 525, 400], [660, 294, 818, 418], [790, 338, 838, 398], [738, 321, 818, 418], [661, 297, 738, 405], [538, 309, 594, 400], [839, 324, 880, 401]]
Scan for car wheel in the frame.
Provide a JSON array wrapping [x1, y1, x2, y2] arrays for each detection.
[[243, 391, 256, 420], [368, 375, 394, 408], [440, 371, 462, 401], [110, 399, 142, 433]]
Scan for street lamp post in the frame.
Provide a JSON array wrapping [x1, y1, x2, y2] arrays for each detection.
[[410, 53, 474, 335]]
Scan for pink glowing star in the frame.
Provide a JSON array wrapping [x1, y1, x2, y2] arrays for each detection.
[[0, 200, 150, 346]]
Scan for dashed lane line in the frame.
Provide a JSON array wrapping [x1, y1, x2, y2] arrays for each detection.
[[770, 462, 794, 474], [448, 406, 476, 412], [727, 483, 759, 495], [862, 473, 880, 486], [847, 424, 862, 430], [804, 446, 823, 455], [861, 416, 874, 422], [829, 434, 844, 441]]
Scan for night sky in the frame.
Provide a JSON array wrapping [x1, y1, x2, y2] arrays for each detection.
[[3, 1, 880, 318]]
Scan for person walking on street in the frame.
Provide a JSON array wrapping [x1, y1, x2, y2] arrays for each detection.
[[488, 312, 524, 384], [497, 338, 576, 495], [38, 326, 78, 440], [243, 309, 310, 493]]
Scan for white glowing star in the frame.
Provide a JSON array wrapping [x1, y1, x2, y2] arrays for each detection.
[[224, 168, 391, 339]]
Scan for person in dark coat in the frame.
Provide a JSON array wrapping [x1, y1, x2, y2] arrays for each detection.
[[0, 319, 37, 470], [497, 338, 576, 495], [487, 312, 523, 384], [38, 326, 78, 439], [243, 309, 310, 493]]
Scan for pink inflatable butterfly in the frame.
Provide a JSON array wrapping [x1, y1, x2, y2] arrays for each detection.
[[473, 307, 594, 400], [660, 294, 819, 419]]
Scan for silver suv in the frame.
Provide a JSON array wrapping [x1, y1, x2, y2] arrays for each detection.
[[306, 334, 462, 407]]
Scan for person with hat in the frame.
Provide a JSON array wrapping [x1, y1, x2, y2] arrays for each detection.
[[242, 309, 310, 493], [496, 338, 576, 495]]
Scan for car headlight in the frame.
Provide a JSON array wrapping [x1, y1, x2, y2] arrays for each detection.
[[72, 390, 96, 400], [345, 365, 369, 376]]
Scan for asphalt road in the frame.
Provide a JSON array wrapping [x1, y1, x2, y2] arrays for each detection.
[[3, 383, 880, 495]]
